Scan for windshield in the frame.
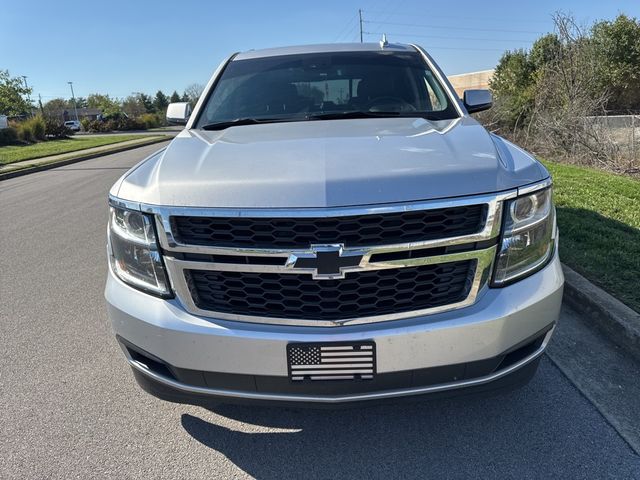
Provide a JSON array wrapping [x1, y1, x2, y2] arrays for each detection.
[[195, 51, 459, 128]]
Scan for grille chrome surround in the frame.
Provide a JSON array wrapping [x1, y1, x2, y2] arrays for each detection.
[[130, 191, 515, 327], [151, 192, 510, 256], [171, 204, 487, 249], [186, 260, 476, 321], [163, 245, 496, 326]]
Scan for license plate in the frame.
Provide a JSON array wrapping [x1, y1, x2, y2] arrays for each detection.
[[287, 341, 376, 381]]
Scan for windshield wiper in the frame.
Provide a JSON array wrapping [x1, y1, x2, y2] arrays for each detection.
[[306, 111, 457, 121], [306, 111, 402, 121], [201, 111, 453, 130], [200, 117, 289, 131]]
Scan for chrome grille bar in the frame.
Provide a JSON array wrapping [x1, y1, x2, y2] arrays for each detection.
[[164, 246, 495, 326], [151, 191, 510, 256]]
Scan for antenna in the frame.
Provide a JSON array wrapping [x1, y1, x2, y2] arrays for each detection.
[[379, 34, 389, 49]]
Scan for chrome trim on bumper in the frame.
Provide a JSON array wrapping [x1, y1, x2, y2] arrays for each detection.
[[125, 327, 553, 404]]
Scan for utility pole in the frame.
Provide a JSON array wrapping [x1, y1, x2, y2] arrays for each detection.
[[38, 94, 45, 116], [22, 76, 32, 116], [67, 81, 79, 122], [359, 9, 363, 43]]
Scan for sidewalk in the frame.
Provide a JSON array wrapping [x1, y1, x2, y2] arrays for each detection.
[[0, 136, 169, 175]]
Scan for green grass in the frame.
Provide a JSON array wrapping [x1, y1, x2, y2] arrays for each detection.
[[0, 135, 149, 165], [543, 160, 640, 311]]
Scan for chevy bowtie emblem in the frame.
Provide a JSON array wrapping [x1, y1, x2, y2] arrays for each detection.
[[289, 244, 363, 279]]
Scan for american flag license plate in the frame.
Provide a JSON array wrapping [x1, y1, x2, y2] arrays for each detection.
[[287, 342, 376, 381]]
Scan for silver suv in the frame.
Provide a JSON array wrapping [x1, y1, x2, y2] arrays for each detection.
[[105, 43, 563, 405]]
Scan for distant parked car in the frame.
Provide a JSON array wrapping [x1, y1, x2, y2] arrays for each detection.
[[64, 120, 81, 132]]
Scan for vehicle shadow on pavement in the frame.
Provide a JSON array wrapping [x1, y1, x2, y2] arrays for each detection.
[[180, 357, 640, 479]]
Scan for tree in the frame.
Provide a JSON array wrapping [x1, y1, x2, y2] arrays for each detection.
[[42, 98, 71, 119], [154, 90, 169, 112], [480, 12, 638, 171], [137, 92, 155, 113], [74, 97, 88, 109], [87, 93, 120, 115], [529, 33, 562, 70], [122, 93, 155, 116], [183, 83, 204, 105], [0, 70, 32, 116], [533, 13, 618, 168], [170, 90, 181, 103], [121, 95, 147, 117], [489, 49, 536, 130], [591, 14, 640, 111]]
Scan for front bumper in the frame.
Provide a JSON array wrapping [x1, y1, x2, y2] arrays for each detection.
[[106, 252, 564, 405]]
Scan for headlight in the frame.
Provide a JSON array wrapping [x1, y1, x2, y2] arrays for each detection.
[[108, 206, 171, 296], [493, 187, 556, 285]]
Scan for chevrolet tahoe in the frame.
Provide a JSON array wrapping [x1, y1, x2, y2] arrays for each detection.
[[105, 42, 563, 405]]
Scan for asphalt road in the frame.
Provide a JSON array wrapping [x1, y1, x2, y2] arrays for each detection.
[[1, 144, 639, 479]]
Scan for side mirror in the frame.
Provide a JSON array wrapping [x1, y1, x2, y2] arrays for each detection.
[[463, 89, 492, 114], [166, 102, 192, 125]]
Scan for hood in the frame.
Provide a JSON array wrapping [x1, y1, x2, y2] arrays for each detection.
[[115, 116, 547, 208]]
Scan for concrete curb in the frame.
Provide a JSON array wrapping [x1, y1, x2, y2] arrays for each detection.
[[0, 136, 170, 181], [562, 264, 640, 361]]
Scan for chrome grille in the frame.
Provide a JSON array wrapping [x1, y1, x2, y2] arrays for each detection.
[[171, 204, 487, 249], [186, 260, 475, 321], [146, 192, 509, 327]]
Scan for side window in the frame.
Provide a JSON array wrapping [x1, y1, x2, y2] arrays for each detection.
[[424, 71, 447, 111], [203, 76, 242, 122]]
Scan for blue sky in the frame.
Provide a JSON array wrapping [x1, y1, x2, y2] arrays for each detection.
[[2, 0, 638, 102]]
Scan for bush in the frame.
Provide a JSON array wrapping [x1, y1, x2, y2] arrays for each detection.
[[81, 118, 91, 131], [118, 116, 145, 131], [0, 126, 18, 146], [25, 116, 46, 140], [85, 119, 111, 133], [85, 116, 145, 133], [139, 113, 160, 129], [17, 123, 34, 142], [44, 119, 73, 139], [6, 116, 48, 143]]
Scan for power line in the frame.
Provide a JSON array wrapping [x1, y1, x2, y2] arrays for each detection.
[[341, 23, 359, 42], [408, 45, 513, 52], [363, 9, 550, 25], [363, 31, 537, 43], [343, 23, 359, 42], [361, 33, 514, 51], [333, 12, 359, 42], [362, 19, 544, 35], [366, 0, 407, 33]]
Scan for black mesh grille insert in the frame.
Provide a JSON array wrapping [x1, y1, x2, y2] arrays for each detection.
[[186, 260, 475, 321], [172, 205, 487, 249]]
